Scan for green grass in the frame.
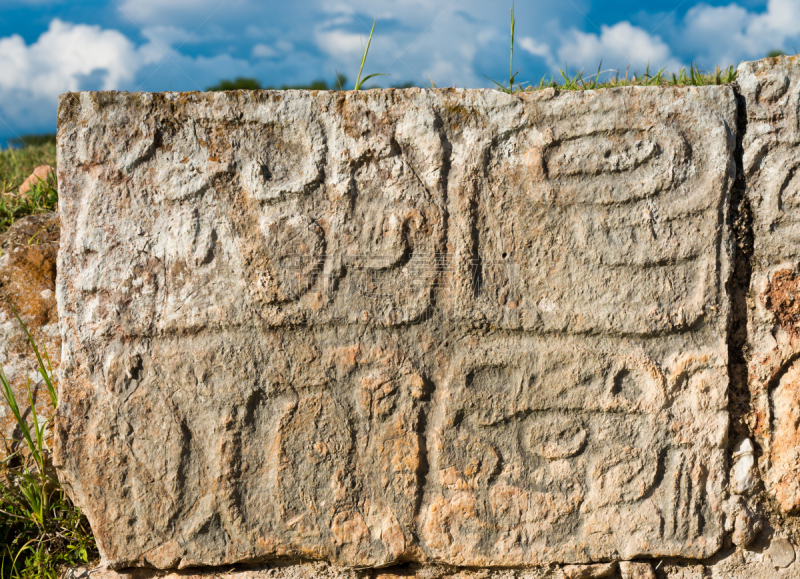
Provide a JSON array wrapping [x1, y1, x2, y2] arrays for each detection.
[[485, 1, 520, 93], [532, 62, 738, 91], [0, 143, 58, 235], [208, 9, 740, 94], [0, 141, 93, 577], [480, 2, 737, 93], [209, 61, 738, 95], [0, 306, 97, 578], [206, 13, 743, 95], [0, 138, 83, 577], [353, 19, 387, 91]]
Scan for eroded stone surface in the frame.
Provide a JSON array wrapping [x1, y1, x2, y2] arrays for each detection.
[[68, 551, 800, 579], [617, 562, 654, 579], [766, 537, 796, 568], [739, 55, 800, 514], [55, 87, 736, 569]]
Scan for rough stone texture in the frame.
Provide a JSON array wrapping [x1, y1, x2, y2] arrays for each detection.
[[731, 506, 761, 548], [56, 86, 737, 569], [739, 55, 800, 515], [66, 549, 800, 579], [765, 537, 795, 568], [617, 562, 654, 579], [562, 563, 616, 579], [0, 213, 60, 455]]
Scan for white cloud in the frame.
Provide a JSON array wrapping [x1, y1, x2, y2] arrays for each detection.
[[252, 40, 293, 59], [307, 2, 520, 90], [519, 36, 556, 69], [314, 28, 366, 59], [681, 0, 800, 65], [252, 44, 278, 59], [0, 16, 265, 138], [747, 0, 800, 38], [0, 19, 147, 99], [104, 0, 589, 92], [0, 19, 172, 136], [139, 25, 192, 53], [13, 0, 739, 139], [557, 22, 683, 74], [117, 0, 247, 23]]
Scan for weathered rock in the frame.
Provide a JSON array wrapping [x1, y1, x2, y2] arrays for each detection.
[[68, 552, 800, 579], [0, 213, 60, 455], [562, 563, 615, 579], [731, 438, 757, 495], [55, 87, 737, 569], [731, 507, 761, 548], [617, 562, 654, 579], [18, 164, 55, 196], [766, 537, 796, 568], [738, 55, 800, 514]]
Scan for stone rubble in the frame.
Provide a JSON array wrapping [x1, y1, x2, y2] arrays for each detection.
[[0, 212, 60, 455]]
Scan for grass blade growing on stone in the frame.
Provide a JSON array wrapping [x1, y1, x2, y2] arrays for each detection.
[[485, 2, 521, 93], [354, 20, 388, 90]]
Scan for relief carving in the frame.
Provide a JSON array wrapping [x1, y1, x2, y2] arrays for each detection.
[[55, 88, 734, 568], [465, 98, 731, 335], [739, 57, 800, 513], [422, 343, 721, 565]]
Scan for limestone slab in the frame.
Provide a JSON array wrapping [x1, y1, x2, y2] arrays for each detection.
[[738, 56, 800, 514], [55, 86, 737, 569]]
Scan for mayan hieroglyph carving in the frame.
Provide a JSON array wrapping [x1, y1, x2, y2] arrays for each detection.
[[55, 86, 736, 569], [739, 56, 800, 514], [422, 340, 729, 565]]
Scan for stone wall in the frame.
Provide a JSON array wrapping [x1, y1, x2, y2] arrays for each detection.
[[51, 57, 800, 578]]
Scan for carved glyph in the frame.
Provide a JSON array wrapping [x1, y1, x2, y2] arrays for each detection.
[[739, 57, 800, 513], [55, 87, 735, 568]]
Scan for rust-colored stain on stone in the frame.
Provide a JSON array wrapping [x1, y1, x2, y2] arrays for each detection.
[[764, 269, 800, 337]]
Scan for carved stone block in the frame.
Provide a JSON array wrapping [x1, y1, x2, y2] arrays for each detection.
[[739, 56, 800, 514], [55, 86, 736, 568]]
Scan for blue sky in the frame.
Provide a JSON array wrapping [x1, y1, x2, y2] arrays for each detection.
[[0, 0, 797, 144]]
